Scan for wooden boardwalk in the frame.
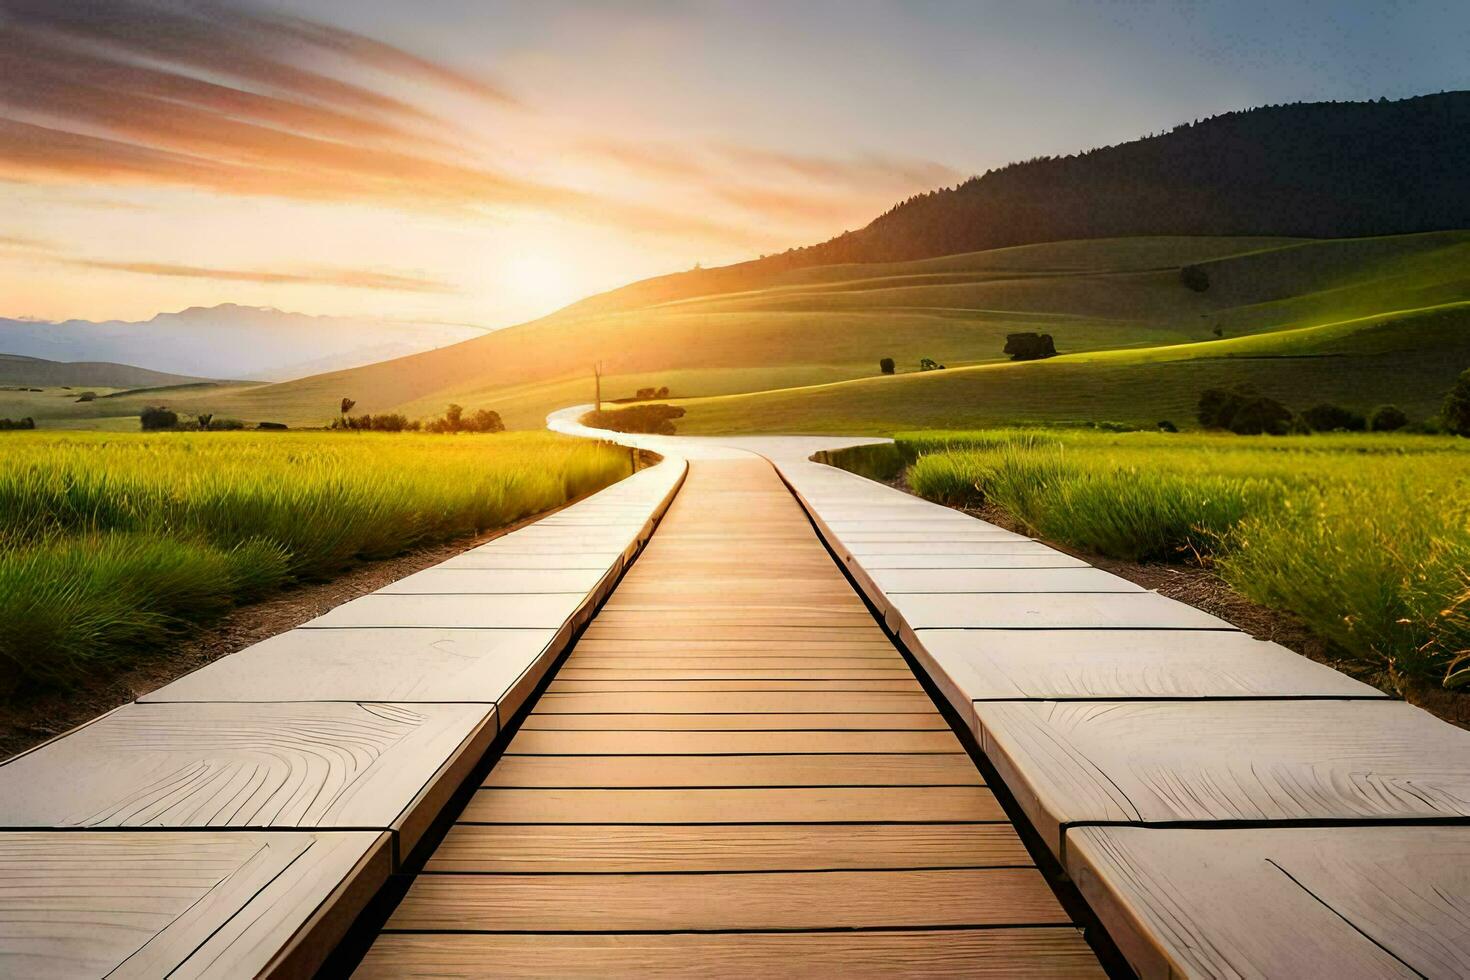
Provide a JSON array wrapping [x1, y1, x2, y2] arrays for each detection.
[[356, 459, 1104, 977]]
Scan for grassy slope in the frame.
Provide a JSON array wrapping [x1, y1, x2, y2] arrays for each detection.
[[17, 231, 1467, 431]]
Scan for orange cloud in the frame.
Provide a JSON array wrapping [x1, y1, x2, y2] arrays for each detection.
[[59, 258, 456, 293]]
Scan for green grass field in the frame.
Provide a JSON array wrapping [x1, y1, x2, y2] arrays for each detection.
[[0, 431, 630, 693], [830, 430, 1470, 688], [18, 231, 1467, 433]]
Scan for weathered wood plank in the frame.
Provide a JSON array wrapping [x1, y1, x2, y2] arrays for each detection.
[[355, 928, 1105, 979], [917, 628, 1383, 704], [143, 628, 558, 705], [462, 786, 1005, 823], [483, 753, 982, 788], [301, 592, 586, 629], [427, 822, 1031, 872], [0, 702, 494, 857], [505, 729, 961, 755], [387, 869, 1069, 931], [0, 830, 388, 980], [976, 699, 1470, 856], [1067, 825, 1470, 980]]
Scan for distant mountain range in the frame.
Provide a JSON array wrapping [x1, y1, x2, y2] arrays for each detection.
[[0, 305, 486, 382], [0, 353, 212, 388]]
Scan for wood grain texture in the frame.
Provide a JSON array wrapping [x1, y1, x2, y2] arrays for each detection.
[[387, 868, 1068, 931], [0, 830, 387, 980], [301, 592, 586, 629], [545, 678, 923, 693], [917, 628, 1383, 703], [873, 568, 1143, 594], [505, 728, 961, 755], [518, 712, 951, 731], [977, 699, 1470, 855], [462, 786, 1005, 823], [356, 927, 1105, 978], [889, 590, 1237, 631], [483, 753, 982, 788], [532, 691, 935, 713], [557, 662, 911, 678], [0, 702, 494, 845], [143, 628, 558, 704], [426, 822, 1030, 871], [1068, 825, 1470, 980]]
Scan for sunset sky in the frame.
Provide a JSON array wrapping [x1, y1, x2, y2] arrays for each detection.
[[4, 0, 1467, 327]]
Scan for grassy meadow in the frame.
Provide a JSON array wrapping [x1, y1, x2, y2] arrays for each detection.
[[830, 430, 1470, 689], [13, 232, 1467, 433], [0, 431, 631, 693]]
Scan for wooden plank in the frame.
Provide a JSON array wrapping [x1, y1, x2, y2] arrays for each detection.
[[844, 541, 1058, 556], [889, 591, 1237, 631], [505, 729, 962, 755], [0, 702, 494, 857], [532, 691, 936, 713], [545, 678, 924, 693], [1067, 825, 1470, 980], [387, 868, 1068, 932], [976, 699, 1470, 856], [568, 639, 899, 657], [577, 626, 887, 642], [143, 628, 558, 704], [483, 753, 981, 788], [301, 592, 586, 629], [557, 662, 911, 678], [518, 713, 952, 731], [853, 552, 1089, 568], [917, 628, 1384, 702], [437, 552, 615, 569], [356, 928, 1105, 978], [426, 823, 1031, 872], [0, 830, 388, 980], [379, 567, 608, 594], [872, 568, 1143, 594], [462, 786, 1005, 823]]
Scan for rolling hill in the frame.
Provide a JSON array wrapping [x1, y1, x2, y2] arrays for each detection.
[[13, 94, 1468, 433], [0, 354, 213, 388]]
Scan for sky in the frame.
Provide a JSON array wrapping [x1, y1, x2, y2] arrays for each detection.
[[3, 0, 1467, 327]]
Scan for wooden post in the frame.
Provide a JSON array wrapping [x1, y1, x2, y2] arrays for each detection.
[[593, 362, 603, 412]]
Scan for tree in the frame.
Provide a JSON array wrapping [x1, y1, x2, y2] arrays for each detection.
[[140, 405, 178, 430], [918, 358, 945, 371], [1302, 403, 1366, 432], [1444, 368, 1470, 436], [468, 409, 504, 433], [340, 397, 356, 419], [879, 357, 895, 375], [1156, 420, 1178, 432], [1197, 386, 1294, 435], [197, 413, 213, 431], [1369, 405, 1409, 432], [1212, 324, 1224, 338], [1003, 333, 1057, 361], [75, 391, 97, 402], [1180, 265, 1210, 292], [444, 404, 464, 431]]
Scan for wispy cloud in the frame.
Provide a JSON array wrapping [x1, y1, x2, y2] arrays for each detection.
[[60, 257, 456, 293]]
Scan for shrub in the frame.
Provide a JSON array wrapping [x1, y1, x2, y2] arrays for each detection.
[[0, 417, 35, 430], [1369, 405, 1410, 432], [918, 357, 945, 371], [581, 403, 686, 435], [75, 391, 97, 403], [1156, 420, 1178, 433], [1003, 332, 1057, 361], [211, 417, 246, 431], [466, 409, 504, 433], [879, 357, 895, 375], [1302, 403, 1366, 432], [1444, 368, 1470, 436], [139, 406, 178, 431], [256, 421, 288, 430], [1180, 265, 1210, 291], [197, 413, 213, 431], [1197, 387, 1293, 435]]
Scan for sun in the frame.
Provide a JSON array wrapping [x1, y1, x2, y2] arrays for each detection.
[[503, 252, 573, 315]]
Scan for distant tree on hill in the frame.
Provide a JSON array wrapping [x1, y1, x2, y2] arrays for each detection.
[[1197, 386, 1293, 435], [1213, 324, 1224, 338], [75, 391, 97, 402], [1444, 369, 1470, 436], [879, 357, 895, 375], [1369, 405, 1409, 431], [339, 397, 356, 423], [1302, 403, 1367, 432], [0, 417, 35, 430], [918, 358, 945, 371], [581, 404, 686, 435], [1003, 333, 1057, 361], [468, 409, 504, 433], [197, 413, 213, 431], [1180, 266, 1210, 292], [1156, 420, 1178, 432], [140, 405, 178, 431]]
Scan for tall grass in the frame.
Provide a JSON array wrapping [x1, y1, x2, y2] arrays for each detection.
[[0, 432, 630, 692], [860, 430, 1470, 687]]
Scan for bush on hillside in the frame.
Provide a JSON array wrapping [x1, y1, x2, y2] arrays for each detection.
[[0, 417, 35, 430], [1369, 405, 1410, 432], [1180, 265, 1210, 291], [332, 413, 418, 432], [879, 357, 895, 375], [1003, 332, 1057, 361], [211, 417, 247, 430], [1302, 403, 1367, 432], [75, 391, 97, 403], [1157, 420, 1179, 432], [1444, 368, 1470, 436], [1197, 386, 1294, 435], [581, 403, 686, 435], [634, 386, 672, 400], [423, 404, 504, 434], [140, 406, 178, 431], [919, 357, 945, 371]]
